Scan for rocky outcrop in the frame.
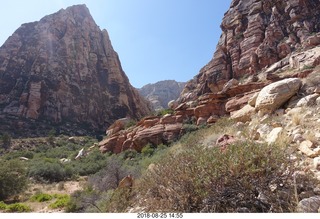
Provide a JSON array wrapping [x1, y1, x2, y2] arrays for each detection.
[[139, 80, 186, 111], [255, 78, 302, 113], [180, 0, 320, 100], [0, 5, 150, 137], [100, 1, 320, 155], [99, 115, 184, 154], [100, 80, 268, 154]]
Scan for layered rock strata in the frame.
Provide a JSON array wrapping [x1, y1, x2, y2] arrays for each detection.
[[181, 0, 320, 99]]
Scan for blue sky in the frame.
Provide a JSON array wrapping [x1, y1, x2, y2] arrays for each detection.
[[0, 0, 231, 88]]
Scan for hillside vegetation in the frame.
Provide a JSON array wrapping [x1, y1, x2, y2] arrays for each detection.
[[1, 103, 319, 212]]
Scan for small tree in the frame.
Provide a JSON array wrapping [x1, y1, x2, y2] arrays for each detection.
[[1, 133, 11, 150], [0, 160, 28, 200], [47, 129, 56, 145]]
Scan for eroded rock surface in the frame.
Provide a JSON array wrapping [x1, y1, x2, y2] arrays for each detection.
[[180, 0, 320, 99], [0, 5, 150, 137], [139, 80, 186, 111]]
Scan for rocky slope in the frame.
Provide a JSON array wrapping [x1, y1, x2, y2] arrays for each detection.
[[97, 0, 320, 212], [0, 5, 150, 137], [99, 0, 320, 159], [138, 80, 186, 111]]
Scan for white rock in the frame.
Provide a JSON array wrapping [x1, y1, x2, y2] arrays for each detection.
[[248, 92, 259, 107], [299, 140, 317, 158], [314, 157, 320, 170], [230, 104, 255, 122], [257, 124, 273, 139], [266, 127, 284, 145], [255, 78, 302, 113]]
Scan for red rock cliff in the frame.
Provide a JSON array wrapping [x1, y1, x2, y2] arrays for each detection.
[[181, 0, 320, 100], [0, 5, 150, 136]]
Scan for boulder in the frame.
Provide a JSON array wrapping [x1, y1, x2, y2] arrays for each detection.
[[118, 175, 134, 189], [160, 114, 176, 124], [225, 93, 254, 113], [230, 104, 255, 122], [299, 140, 318, 158], [207, 115, 219, 124], [296, 196, 320, 213], [266, 127, 283, 145], [314, 157, 320, 171], [197, 117, 208, 126], [255, 78, 302, 113], [296, 93, 320, 107]]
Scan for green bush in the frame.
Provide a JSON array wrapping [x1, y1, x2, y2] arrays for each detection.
[[49, 194, 70, 209], [0, 160, 28, 200], [28, 159, 72, 182], [4, 150, 34, 160], [65, 150, 109, 176], [0, 201, 6, 210], [30, 193, 53, 202], [141, 144, 155, 157], [66, 188, 100, 212], [5, 203, 31, 212]]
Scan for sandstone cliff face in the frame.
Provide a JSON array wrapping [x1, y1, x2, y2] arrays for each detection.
[[138, 80, 186, 111], [100, 0, 320, 155], [181, 0, 320, 99], [0, 5, 150, 137]]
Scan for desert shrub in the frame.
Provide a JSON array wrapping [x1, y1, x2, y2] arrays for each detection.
[[28, 159, 72, 182], [120, 149, 139, 160], [141, 144, 155, 157], [105, 188, 132, 212], [88, 156, 135, 192], [138, 144, 169, 171], [182, 124, 198, 134], [47, 129, 56, 145], [0, 160, 28, 200], [156, 108, 174, 117], [5, 203, 31, 212], [134, 140, 300, 213], [49, 194, 70, 209], [4, 150, 34, 160], [30, 193, 53, 202], [124, 119, 137, 129], [66, 150, 109, 176], [0, 201, 6, 210], [67, 155, 140, 213], [66, 187, 102, 212]]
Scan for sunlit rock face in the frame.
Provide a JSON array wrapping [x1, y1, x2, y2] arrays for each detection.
[[138, 80, 186, 111], [181, 0, 320, 100], [0, 5, 150, 137]]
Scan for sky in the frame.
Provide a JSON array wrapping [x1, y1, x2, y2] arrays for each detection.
[[0, 0, 232, 88]]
